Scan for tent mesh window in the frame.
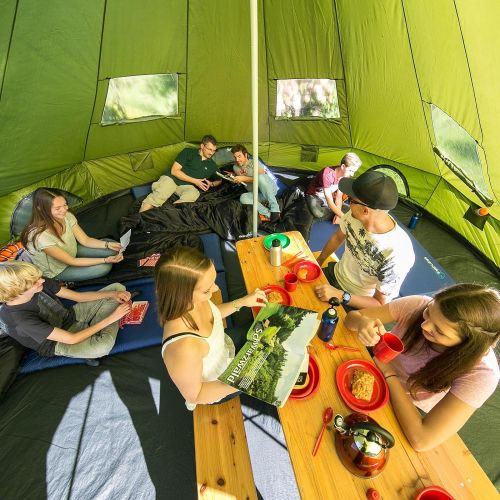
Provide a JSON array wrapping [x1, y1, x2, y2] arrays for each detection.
[[369, 165, 410, 198], [276, 79, 340, 119], [430, 104, 491, 202], [101, 74, 178, 126]]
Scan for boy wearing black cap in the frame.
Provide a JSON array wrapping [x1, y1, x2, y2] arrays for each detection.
[[315, 170, 415, 309]]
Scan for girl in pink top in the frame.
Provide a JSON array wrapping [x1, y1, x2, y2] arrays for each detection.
[[345, 284, 500, 451]]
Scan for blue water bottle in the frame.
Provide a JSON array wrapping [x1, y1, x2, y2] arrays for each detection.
[[317, 298, 340, 342], [408, 212, 421, 229]]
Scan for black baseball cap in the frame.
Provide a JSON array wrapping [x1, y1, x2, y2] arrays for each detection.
[[339, 170, 398, 210]]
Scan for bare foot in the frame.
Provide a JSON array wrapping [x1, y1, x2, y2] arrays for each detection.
[[139, 203, 154, 213]]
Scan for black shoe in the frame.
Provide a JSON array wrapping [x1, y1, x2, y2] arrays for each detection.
[[85, 358, 100, 367], [270, 212, 281, 223]]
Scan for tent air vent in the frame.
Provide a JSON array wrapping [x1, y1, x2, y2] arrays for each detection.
[[130, 152, 154, 172], [300, 145, 319, 163]]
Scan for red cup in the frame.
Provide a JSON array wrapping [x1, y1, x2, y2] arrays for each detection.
[[415, 485, 454, 500], [373, 332, 404, 363], [284, 273, 298, 292]]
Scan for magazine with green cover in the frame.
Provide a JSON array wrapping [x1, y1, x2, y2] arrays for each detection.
[[218, 302, 319, 407]]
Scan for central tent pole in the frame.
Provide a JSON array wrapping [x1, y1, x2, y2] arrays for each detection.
[[250, 0, 259, 236]]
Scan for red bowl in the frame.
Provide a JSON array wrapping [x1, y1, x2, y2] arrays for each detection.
[[415, 486, 454, 500], [289, 354, 320, 401], [293, 260, 321, 283]]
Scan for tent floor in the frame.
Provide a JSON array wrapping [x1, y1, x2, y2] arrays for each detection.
[[391, 203, 499, 288], [0, 199, 498, 498], [0, 346, 300, 499]]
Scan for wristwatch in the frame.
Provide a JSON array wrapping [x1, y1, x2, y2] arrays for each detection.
[[341, 290, 351, 305]]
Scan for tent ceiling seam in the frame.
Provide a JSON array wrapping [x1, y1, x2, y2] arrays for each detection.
[[0, 0, 20, 103], [452, 1, 497, 205], [400, 0, 441, 194], [183, 0, 190, 142], [453, 1, 484, 144], [83, 0, 108, 161], [332, 0, 352, 148], [262, 0, 272, 152]]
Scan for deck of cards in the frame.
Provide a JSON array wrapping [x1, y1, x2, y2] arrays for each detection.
[[138, 253, 161, 267], [119, 301, 149, 328]]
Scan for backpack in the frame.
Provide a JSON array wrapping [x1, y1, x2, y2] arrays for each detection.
[[0, 242, 27, 262]]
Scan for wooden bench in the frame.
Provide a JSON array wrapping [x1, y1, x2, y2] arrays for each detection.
[[193, 290, 257, 500], [194, 399, 256, 499]]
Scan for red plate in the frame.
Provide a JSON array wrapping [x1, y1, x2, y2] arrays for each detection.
[[335, 359, 389, 412], [293, 260, 321, 283], [289, 354, 320, 400], [252, 285, 292, 315]]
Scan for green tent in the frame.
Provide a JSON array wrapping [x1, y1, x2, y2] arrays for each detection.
[[1, 0, 498, 266]]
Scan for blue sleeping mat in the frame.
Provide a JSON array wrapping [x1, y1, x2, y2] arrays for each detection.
[[308, 219, 455, 297], [19, 233, 228, 375], [200, 232, 225, 273], [19, 266, 230, 375], [19, 277, 162, 375]]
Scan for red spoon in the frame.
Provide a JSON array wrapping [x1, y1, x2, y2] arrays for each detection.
[[312, 407, 334, 456], [325, 343, 360, 352]]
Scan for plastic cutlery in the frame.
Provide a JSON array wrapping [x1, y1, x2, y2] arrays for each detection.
[[325, 343, 360, 352], [312, 407, 334, 456]]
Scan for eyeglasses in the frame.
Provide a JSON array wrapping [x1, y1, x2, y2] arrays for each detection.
[[347, 196, 369, 208]]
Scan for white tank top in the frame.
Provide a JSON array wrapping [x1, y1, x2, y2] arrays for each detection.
[[161, 300, 235, 410]]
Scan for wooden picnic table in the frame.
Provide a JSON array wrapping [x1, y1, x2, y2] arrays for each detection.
[[236, 230, 497, 500]]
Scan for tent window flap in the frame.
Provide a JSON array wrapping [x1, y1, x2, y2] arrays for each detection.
[[275, 79, 340, 120], [431, 104, 491, 204], [101, 74, 179, 125]]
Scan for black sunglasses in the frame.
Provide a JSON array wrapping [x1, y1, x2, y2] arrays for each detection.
[[347, 196, 369, 208]]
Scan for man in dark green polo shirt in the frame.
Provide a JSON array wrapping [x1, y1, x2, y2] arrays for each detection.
[[140, 135, 222, 212]]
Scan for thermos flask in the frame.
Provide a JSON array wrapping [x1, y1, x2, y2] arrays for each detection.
[[269, 238, 282, 266], [317, 298, 340, 342]]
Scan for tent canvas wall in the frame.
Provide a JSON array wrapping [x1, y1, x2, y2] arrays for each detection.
[[0, 0, 498, 266]]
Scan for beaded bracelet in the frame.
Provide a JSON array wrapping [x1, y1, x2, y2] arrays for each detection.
[[232, 301, 242, 311], [105, 241, 109, 249]]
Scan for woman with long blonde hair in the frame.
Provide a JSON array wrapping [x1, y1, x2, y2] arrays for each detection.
[[156, 246, 266, 410]]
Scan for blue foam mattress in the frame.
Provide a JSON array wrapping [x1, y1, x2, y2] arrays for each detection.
[[308, 219, 455, 297]]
